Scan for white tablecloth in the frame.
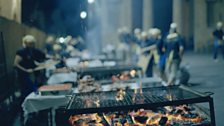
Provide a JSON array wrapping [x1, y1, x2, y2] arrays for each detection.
[[22, 93, 70, 116], [47, 72, 77, 84]]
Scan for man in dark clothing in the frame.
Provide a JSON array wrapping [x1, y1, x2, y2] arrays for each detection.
[[165, 34, 184, 60], [213, 22, 224, 61], [14, 35, 45, 100], [164, 23, 184, 85], [164, 33, 184, 85], [154, 29, 166, 80]]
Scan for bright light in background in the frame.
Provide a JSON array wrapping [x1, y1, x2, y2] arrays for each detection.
[[88, 0, 95, 4], [80, 11, 87, 19], [59, 37, 65, 43]]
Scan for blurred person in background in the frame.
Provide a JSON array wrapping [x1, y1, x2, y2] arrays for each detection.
[[133, 28, 142, 46], [148, 28, 160, 65], [150, 28, 166, 80], [64, 35, 77, 56], [14, 35, 46, 100], [138, 30, 157, 77], [44, 44, 70, 76], [164, 23, 184, 85], [44, 35, 55, 58], [71, 36, 90, 59], [213, 21, 224, 62], [52, 44, 64, 60], [129, 28, 142, 63], [117, 27, 132, 63], [169, 23, 178, 34], [69, 38, 83, 57], [52, 44, 70, 64], [75, 36, 86, 51], [129, 39, 141, 64]]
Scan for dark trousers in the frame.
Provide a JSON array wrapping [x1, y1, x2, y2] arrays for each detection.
[[146, 59, 154, 77], [158, 54, 166, 71], [18, 75, 37, 101], [213, 44, 224, 60]]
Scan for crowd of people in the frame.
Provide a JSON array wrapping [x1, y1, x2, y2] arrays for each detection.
[[13, 23, 186, 103], [13, 21, 224, 107], [117, 23, 184, 86], [14, 35, 88, 102], [44, 35, 87, 60]]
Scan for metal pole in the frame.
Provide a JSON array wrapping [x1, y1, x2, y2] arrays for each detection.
[[209, 98, 216, 126]]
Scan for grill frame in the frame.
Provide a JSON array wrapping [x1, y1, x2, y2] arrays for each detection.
[[64, 85, 216, 126]]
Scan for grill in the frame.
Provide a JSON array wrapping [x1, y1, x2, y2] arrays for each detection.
[[64, 85, 215, 126], [79, 58, 122, 63], [75, 65, 142, 80]]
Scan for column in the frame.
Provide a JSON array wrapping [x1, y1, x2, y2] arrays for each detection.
[[193, 0, 207, 52], [142, 0, 153, 30], [172, 0, 184, 34]]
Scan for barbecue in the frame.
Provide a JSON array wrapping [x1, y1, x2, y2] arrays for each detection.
[[78, 75, 101, 93], [75, 65, 142, 81], [68, 105, 210, 126], [64, 85, 215, 126], [75, 65, 143, 93]]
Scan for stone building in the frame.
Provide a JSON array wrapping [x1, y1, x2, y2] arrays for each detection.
[[95, 0, 224, 52], [0, 0, 21, 23]]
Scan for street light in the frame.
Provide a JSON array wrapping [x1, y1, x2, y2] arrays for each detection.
[[59, 37, 65, 43], [80, 11, 87, 19], [88, 0, 95, 4]]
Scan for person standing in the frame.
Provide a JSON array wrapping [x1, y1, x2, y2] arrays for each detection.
[[117, 27, 132, 63], [164, 23, 184, 85], [44, 35, 55, 58], [213, 21, 224, 62], [14, 35, 45, 100], [133, 28, 142, 46], [153, 28, 166, 80], [138, 31, 157, 77]]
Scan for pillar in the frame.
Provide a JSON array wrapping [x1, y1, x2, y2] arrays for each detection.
[[193, 0, 207, 52], [142, 0, 153, 31], [172, 0, 184, 34]]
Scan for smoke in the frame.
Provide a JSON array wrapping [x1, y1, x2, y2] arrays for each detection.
[[86, 0, 130, 56], [86, 0, 102, 55]]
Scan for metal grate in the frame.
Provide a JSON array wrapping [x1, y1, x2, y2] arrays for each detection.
[[64, 85, 216, 125], [67, 86, 210, 111]]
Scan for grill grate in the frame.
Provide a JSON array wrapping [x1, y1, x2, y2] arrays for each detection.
[[65, 85, 216, 126], [68, 86, 207, 110]]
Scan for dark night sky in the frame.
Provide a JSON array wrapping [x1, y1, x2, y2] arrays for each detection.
[[22, 0, 87, 37]]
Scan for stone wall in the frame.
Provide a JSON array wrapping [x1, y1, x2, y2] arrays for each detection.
[[193, 0, 220, 52], [0, 0, 21, 23], [172, 0, 223, 52]]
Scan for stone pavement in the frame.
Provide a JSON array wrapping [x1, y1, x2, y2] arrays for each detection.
[[182, 52, 224, 126]]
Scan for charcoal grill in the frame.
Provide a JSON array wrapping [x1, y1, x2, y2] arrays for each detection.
[[75, 65, 142, 80], [64, 85, 215, 126], [80, 58, 122, 63]]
